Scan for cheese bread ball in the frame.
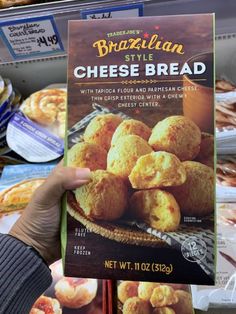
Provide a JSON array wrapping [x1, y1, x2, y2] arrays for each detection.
[[84, 114, 122, 151], [111, 119, 151, 145], [152, 307, 175, 314], [118, 281, 139, 304], [195, 132, 214, 168], [30, 296, 62, 314], [148, 116, 201, 161], [129, 151, 186, 189], [138, 282, 160, 301], [130, 189, 181, 232], [123, 297, 151, 314], [168, 161, 214, 216], [68, 142, 107, 170], [170, 290, 193, 314], [75, 170, 127, 221], [55, 278, 97, 309], [150, 285, 178, 308], [107, 135, 153, 180]]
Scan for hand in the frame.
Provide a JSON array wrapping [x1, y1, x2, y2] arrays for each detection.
[[9, 164, 90, 265]]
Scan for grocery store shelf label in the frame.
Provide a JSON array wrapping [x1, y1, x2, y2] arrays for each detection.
[[0, 15, 64, 60], [81, 3, 143, 20]]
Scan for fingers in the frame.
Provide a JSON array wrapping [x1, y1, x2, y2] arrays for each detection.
[[33, 166, 91, 206]]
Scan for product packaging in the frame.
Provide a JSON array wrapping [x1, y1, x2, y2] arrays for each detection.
[[62, 14, 215, 285], [0, 163, 55, 231], [6, 85, 66, 162], [116, 280, 194, 314], [0, 77, 22, 157], [30, 260, 103, 314], [191, 203, 236, 310]]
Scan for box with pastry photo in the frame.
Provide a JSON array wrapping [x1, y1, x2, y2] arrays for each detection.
[[116, 281, 194, 314], [62, 14, 215, 284]]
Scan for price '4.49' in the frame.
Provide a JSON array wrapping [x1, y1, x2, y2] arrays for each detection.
[[37, 34, 58, 47]]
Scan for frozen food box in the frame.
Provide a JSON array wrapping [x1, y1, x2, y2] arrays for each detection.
[[62, 14, 215, 285], [30, 260, 103, 314], [6, 85, 66, 162], [116, 280, 194, 314]]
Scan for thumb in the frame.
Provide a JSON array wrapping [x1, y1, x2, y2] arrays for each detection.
[[32, 166, 91, 206]]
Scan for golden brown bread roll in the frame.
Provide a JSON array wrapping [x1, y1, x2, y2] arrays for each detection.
[[0, 179, 45, 213], [138, 282, 160, 301], [30, 296, 62, 314], [118, 281, 139, 304], [107, 135, 153, 180], [130, 189, 181, 232], [129, 151, 186, 189], [150, 285, 178, 308], [123, 297, 151, 314], [111, 119, 151, 145], [84, 114, 122, 151], [75, 170, 127, 221], [68, 142, 107, 170], [168, 161, 214, 216], [55, 278, 97, 309], [148, 116, 201, 161]]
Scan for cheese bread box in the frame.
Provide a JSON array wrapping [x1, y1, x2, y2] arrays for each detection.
[[62, 14, 215, 285]]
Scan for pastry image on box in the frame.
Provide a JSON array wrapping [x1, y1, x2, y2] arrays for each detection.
[[84, 113, 122, 151], [63, 15, 215, 285], [0, 178, 45, 213], [111, 119, 151, 145], [117, 281, 194, 314], [30, 296, 62, 314], [21, 88, 66, 139], [148, 115, 201, 161], [28, 260, 103, 314], [129, 151, 186, 189], [55, 278, 98, 309], [107, 134, 153, 180], [130, 189, 181, 232], [6, 87, 66, 163], [73, 170, 127, 221], [68, 142, 107, 170]]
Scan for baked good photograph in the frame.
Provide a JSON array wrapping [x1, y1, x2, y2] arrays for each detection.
[[67, 112, 214, 228], [64, 15, 215, 284], [0, 178, 45, 214], [30, 296, 62, 314], [66, 108, 215, 283], [117, 281, 193, 314], [21, 88, 66, 139], [28, 260, 103, 314], [55, 278, 98, 309]]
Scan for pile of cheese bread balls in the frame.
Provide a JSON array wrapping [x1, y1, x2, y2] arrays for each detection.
[[68, 113, 214, 232], [118, 281, 193, 314]]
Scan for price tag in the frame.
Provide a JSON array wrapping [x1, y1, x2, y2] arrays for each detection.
[[0, 16, 64, 60], [81, 3, 143, 20]]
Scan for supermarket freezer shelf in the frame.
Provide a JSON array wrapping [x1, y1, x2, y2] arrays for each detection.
[[0, 0, 236, 63]]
